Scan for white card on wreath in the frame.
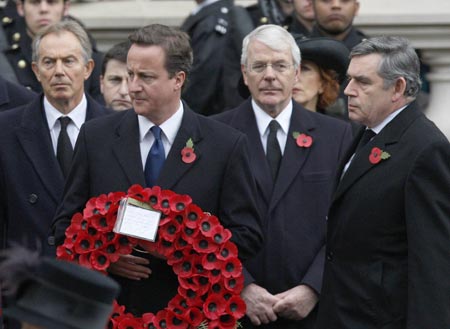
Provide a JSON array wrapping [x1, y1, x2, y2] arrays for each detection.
[[113, 197, 161, 241]]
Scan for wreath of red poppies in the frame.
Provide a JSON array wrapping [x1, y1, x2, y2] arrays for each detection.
[[56, 184, 246, 329]]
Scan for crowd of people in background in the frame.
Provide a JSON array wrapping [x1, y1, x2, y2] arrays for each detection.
[[0, 0, 449, 329]]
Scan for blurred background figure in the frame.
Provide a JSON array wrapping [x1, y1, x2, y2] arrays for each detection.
[[0, 76, 36, 112], [180, 0, 233, 115], [0, 246, 120, 329], [289, 0, 314, 35], [0, 0, 104, 101], [292, 37, 349, 118], [100, 40, 132, 111], [310, 0, 365, 50]]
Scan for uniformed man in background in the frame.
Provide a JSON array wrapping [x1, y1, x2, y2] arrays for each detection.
[[181, 0, 233, 115]]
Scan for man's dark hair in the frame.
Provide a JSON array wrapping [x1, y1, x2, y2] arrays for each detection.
[[128, 24, 193, 79], [101, 40, 130, 76]]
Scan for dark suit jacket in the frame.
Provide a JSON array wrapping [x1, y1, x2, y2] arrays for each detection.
[[0, 76, 36, 112], [214, 99, 353, 328], [316, 102, 450, 329], [51, 104, 263, 315], [0, 94, 109, 256]]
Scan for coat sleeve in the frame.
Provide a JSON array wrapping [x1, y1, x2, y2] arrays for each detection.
[[405, 140, 450, 328], [218, 133, 264, 261]]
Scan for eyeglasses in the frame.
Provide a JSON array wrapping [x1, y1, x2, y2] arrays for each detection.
[[248, 62, 294, 73]]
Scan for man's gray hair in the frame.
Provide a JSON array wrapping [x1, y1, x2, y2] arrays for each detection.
[[241, 24, 301, 68], [350, 36, 421, 99], [32, 19, 92, 64]]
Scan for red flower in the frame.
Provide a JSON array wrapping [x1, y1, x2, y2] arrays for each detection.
[[226, 295, 246, 319], [221, 257, 242, 278], [203, 294, 227, 320], [199, 215, 220, 237], [181, 138, 196, 164], [184, 204, 204, 229], [224, 275, 244, 294], [369, 147, 391, 164], [117, 316, 143, 328], [169, 194, 192, 213], [217, 241, 238, 261], [90, 250, 110, 271], [293, 132, 313, 148], [56, 246, 74, 261], [193, 237, 219, 254]]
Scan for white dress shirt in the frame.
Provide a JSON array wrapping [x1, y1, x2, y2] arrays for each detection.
[[44, 95, 87, 155], [252, 99, 292, 155], [138, 101, 184, 169]]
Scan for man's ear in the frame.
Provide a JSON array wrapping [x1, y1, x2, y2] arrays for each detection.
[[392, 77, 407, 102], [17, 1, 24, 17], [31, 62, 41, 82], [84, 59, 95, 81], [241, 64, 248, 86], [174, 71, 186, 91]]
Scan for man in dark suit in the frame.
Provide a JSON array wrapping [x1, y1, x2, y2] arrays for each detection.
[[180, 0, 232, 115], [0, 19, 110, 329], [0, 76, 36, 112], [316, 36, 450, 329], [214, 24, 352, 329], [51, 24, 263, 316]]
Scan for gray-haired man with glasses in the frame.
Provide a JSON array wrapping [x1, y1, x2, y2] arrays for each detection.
[[213, 24, 352, 329]]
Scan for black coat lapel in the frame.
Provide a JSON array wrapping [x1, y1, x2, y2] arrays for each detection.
[[157, 104, 203, 190], [112, 110, 146, 187], [269, 103, 315, 212], [226, 100, 273, 204], [16, 96, 63, 203]]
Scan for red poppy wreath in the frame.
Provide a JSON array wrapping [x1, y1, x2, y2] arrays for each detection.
[[56, 184, 246, 329]]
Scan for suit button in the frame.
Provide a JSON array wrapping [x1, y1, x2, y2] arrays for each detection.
[[326, 251, 334, 261], [47, 236, 55, 246], [28, 194, 38, 204]]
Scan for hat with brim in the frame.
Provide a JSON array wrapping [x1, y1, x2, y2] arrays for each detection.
[[237, 36, 350, 99], [3, 258, 120, 329], [294, 35, 350, 84]]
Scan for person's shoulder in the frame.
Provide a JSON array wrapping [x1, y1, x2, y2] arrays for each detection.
[[83, 108, 129, 131], [195, 0, 232, 36], [297, 103, 351, 132], [196, 112, 244, 140], [0, 102, 27, 132]]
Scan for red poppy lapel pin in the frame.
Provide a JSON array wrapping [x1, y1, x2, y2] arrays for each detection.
[[181, 138, 196, 164], [292, 132, 313, 148], [369, 147, 391, 164]]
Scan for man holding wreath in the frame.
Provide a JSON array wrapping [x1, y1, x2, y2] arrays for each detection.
[[51, 24, 263, 316]]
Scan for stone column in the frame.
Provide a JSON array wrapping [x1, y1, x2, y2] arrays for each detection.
[[422, 49, 450, 139]]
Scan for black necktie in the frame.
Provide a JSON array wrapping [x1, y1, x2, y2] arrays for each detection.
[[144, 126, 165, 187], [355, 129, 376, 154], [57, 116, 73, 178], [266, 120, 282, 180]]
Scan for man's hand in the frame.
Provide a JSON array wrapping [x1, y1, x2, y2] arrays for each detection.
[[273, 285, 318, 321], [241, 283, 280, 326], [108, 254, 151, 280]]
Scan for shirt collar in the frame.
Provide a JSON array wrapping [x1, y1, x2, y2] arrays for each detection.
[[370, 104, 408, 134], [138, 100, 184, 145], [252, 99, 292, 136], [44, 94, 87, 130]]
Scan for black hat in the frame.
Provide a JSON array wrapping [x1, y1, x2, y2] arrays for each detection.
[[294, 35, 350, 84], [2, 251, 120, 329], [237, 36, 350, 98]]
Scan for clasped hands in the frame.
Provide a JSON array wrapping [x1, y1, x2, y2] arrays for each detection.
[[107, 244, 165, 280], [242, 283, 318, 326]]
